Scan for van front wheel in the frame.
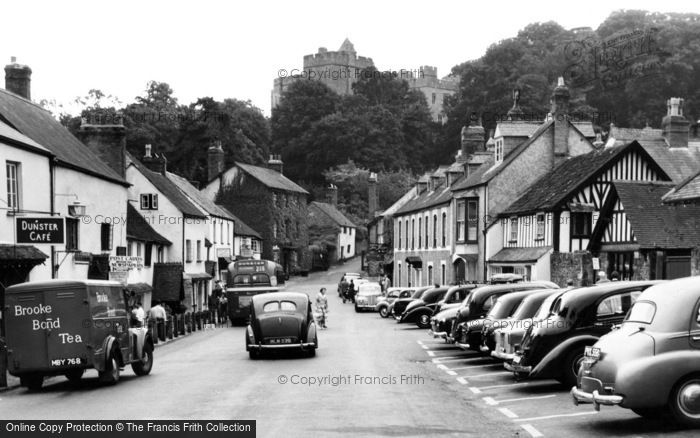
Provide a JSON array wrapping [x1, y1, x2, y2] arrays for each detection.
[[132, 344, 154, 376], [99, 353, 120, 385]]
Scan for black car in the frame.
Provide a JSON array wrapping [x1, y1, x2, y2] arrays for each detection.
[[508, 280, 661, 387], [429, 285, 480, 340], [456, 288, 556, 352], [391, 287, 431, 319], [399, 287, 450, 328], [246, 292, 318, 359], [449, 281, 559, 344], [433, 284, 479, 315]]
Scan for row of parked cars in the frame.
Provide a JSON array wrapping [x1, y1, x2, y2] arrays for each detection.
[[358, 274, 700, 428]]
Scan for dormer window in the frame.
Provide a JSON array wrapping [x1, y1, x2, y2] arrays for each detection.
[[495, 139, 504, 163], [140, 193, 158, 210]]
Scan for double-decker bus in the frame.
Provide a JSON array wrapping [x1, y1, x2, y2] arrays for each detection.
[[225, 259, 285, 325]]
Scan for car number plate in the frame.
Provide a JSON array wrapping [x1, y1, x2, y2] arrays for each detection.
[[238, 296, 252, 307], [512, 355, 522, 364], [585, 346, 601, 359], [50, 357, 83, 367], [269, 338, 293, 344]]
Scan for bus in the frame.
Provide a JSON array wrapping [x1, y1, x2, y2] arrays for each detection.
[[225, 259, 285, 325]]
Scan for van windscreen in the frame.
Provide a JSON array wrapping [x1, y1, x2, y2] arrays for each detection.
[[90, 288, 127, 318]]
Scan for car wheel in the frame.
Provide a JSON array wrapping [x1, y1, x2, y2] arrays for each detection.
[[21, 373, 44, 391], [355, 304, 360, 313], [416, 313, 431, 329], [379, 306, 389, 318], [632, 406, 671, 420], [131, 343, 154, 376], [669, 375, 700, 426], [65, 369, 84, 384], [560, 347, 586, 388], [99, 352, 120, 385]]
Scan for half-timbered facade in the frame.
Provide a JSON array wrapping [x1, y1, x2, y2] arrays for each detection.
[[494, 141, 671, 285]]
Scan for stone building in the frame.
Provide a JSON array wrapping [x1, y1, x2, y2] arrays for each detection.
[[404, 66, 458, 123], [202, 154, 310, 275], [308, 187, 357, 264]]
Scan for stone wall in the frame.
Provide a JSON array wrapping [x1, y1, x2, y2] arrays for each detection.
[[550, 251, 594, 287]]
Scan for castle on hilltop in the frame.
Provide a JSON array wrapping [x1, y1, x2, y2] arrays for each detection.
[[271, 39, 457, 123]]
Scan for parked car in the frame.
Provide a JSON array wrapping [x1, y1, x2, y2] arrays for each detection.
[[377, 288, 415, 318], [355, 282, 383, 312], [449, 281, 559, 344], [391, 287, 431, 319], [429, 285, 481, 340], [433, 284, 479, 315], [4, 280, 155, 390], [245, 292, 318, 359], [398, 287, 450, 328], [456, 288, 555, 352], [490, 274, 524, 284], [571, 276, 700, 426], [492, 289, 566, 362], [509, 280, 660, 387], [479, 289, 563, 357]]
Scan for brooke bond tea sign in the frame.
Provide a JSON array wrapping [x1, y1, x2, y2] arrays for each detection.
[[16, 217, 65, 244]]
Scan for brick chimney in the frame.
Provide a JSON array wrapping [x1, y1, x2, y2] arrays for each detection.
[[207, 140, 225, 182], [142, 144, 168, 175], [4, 57, 32, 100], [326, 184, 338, 206], [507, 89, 524, 121], [368, 172, 378, 217], [416, 173, 429, 194], [268, 154, 283, 174], [461, 116, 486, 159], [550, 77, 570, 164], [662, 97, 690, 148], [78, 115, 127, 177]]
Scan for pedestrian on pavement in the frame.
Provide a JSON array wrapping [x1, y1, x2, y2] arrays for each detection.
[[208, 290, 219, 326], [611, 271, 620, 281], [218, 295, 229, 326], [149, 301, 167, 340], [131, 301, 145, 328], [348, 280, 356, 303], [339, 276, 349, 298], [380, 275, 390, 295], [316, 287, 328, 329], [597, 271, 610, 283]]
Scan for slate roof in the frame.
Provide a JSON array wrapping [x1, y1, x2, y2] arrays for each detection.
[[127, 153, 206, 218], [489, 246, 552, 263], [496, 122, 542, 138], [452, 120, 555, 191], [236, 162, 308, 194], [571, 122, 596, 138], [309, 202, 356, 228], [0, 119, 51, 155], [216, 205, 262, 239], [0, 88, 128, 186], [613, 181, 700, 249], [395, 182, 453, 216], [637, 139, 700, 183], [502, 141, 666, 216], [168, 172, 234, 220], [662, 170, 700, 203], [126, 203, 171, 245]]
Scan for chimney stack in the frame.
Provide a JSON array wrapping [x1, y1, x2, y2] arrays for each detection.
[[141, 144, 168, 175], [368, 172, 378, 217], [78, 114, 127, 177], [461, 116, 485, 159], [662, 97, 690, 148], [326, 184, 338, 206], [550, 76, 570, 165], [507, 89, 524, 121], [4, 57, 32, 100], [268, 154, 284, 174], [208, 140, 225, 182]]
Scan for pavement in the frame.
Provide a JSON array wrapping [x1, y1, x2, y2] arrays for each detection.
[[1, 260, 695, 437]]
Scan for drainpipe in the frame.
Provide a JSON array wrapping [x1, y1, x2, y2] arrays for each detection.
[[50, 157, 56, 279]]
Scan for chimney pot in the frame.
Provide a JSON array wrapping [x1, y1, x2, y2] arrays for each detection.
[[4, 57, 32, 100], [662, 97, 690, 148], [145, 144, 152, 158], [10, 56, 16, 63]]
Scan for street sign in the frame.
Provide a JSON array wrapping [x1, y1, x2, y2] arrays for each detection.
[[15, 217, 64, 244], [592, 258, 600, 270]]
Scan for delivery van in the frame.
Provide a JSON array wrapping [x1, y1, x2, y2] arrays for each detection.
[[4, 279, 154, 390]]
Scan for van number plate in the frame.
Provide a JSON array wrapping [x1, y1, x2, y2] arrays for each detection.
[[51, 357, 83, 367]]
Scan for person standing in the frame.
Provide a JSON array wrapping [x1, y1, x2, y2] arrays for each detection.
[[149, 301, 167, 340], [348, 280, 356, 303], [597, 271, 610, 283], [131, 302, 145, 328], [218, 295, 229, 326], [316, 287, 328, 329]]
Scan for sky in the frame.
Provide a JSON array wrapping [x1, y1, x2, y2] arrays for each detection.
[[1, 0, 698, 117]]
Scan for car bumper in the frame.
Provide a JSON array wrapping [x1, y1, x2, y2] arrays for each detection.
[[504, 361, 531, 373], [491, 351, 514, 361], [355, 303, 377, 310], [248, 342, 316, 351], [429, 330, 447, 339], [571, 386, 623, 410], [479, 345, 490, 353], [456, 342, 470, 350]]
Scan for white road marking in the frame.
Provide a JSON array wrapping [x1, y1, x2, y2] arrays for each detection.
[[416, 340, 424, 345], [483, 397, 497, 406], [450, 363, 502, 371], [436, 364, 449, 370], [456, 377, 468, 385], [477, 382, 530, 390], [446, 370, 457, 376], [493, 394, 557, 404], [431, 355, 483, 363], [421, 345, 429, 350], [460, 371, 511, 378], [514, 411, 598, 422], [521, 424, 544, 438], [469, 387, 482, 394], [498, 407, 519, 419], [427, 351, 435, 357]]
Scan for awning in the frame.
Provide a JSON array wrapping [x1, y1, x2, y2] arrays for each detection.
[[489, 246, 552, 264], [405, 256, 423, 269], [452, 253, 478, 264], [0, 244, 48, 268], [218, 256, 233, 268], [126, 282, 153, 294], [185, 272, 213, 281]]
